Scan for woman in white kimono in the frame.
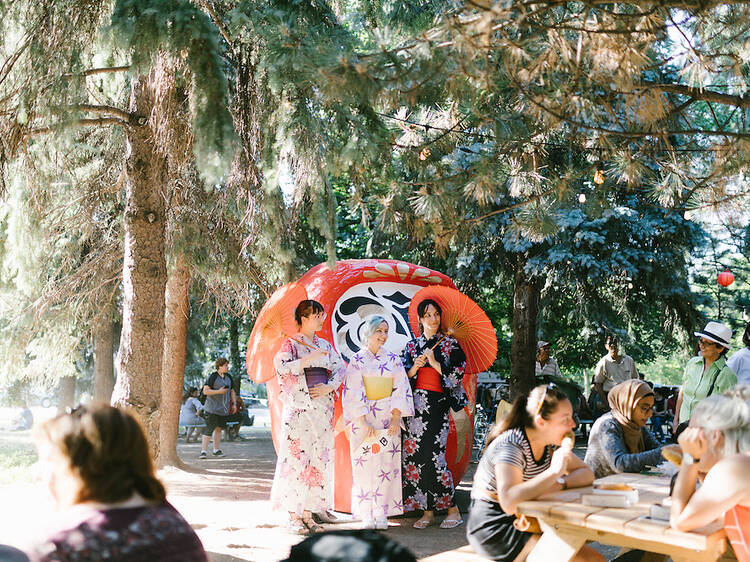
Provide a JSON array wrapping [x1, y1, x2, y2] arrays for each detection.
[[271, 299, 346, 534], [342, 315, 415, 530]]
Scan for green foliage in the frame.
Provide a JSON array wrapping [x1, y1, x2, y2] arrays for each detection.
[[109, 0, 237, 182], [0, 442, 37, 485]]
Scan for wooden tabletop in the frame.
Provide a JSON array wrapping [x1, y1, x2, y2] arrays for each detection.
[[516, 473, 729, 562]]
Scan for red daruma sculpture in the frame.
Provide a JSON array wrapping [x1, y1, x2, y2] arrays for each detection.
[[247, 259, 480, 513]]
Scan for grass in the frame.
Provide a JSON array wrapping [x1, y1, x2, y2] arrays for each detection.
[[0, 439, 38, 485]]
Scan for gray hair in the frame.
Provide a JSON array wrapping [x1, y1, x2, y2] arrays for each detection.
[[691, 392, 750, 458], [363, 315, 388, 339]]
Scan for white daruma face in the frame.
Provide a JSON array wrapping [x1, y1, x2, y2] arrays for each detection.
[[332, 281, 425, 362]]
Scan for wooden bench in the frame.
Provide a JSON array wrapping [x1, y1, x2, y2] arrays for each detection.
[[179, 421, 239, 441]]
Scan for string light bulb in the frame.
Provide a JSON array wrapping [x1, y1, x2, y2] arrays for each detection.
[[419, 147, 431, 161], [578, 192, 587, 203]]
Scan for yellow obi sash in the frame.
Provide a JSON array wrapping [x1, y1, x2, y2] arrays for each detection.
[[363, 375, 393, 400]]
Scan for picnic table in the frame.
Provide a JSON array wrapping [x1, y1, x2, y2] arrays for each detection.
[[516, 473, 732, 562]]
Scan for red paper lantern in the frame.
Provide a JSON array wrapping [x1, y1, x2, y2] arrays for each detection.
[[718, 268, 735, 287]]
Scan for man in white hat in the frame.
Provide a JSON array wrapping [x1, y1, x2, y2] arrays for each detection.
[[535, 340, 562, 378], [673, 321, 737, 431]]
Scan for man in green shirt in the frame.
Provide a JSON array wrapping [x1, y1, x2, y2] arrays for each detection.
[[674, 321, 737, 427]]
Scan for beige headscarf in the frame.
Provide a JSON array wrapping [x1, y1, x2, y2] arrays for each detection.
[[608, 379, 654, 454]]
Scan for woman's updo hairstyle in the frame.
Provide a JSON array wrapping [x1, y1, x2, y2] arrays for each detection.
[[363, 315, 388, 339], [483, 384, 570, 451], [692, 393, 750, 457], [294, 299, 324, 325], [34, 403, 166, 505], [416, 299, 442, 334]]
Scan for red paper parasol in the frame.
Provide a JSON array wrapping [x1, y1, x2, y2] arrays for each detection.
[[408, 285, 497, 375], [246, 282, 308, 383]]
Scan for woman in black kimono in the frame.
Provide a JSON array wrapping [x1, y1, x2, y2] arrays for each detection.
[[402, 299, 467, 529]]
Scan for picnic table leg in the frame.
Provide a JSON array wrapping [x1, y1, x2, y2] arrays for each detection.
[[526, 520, 588, 562]]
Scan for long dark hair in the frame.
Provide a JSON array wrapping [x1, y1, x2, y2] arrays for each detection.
[[35, 403, 166, 504], [295, 299, 324, 325], [743, 321, 750, 349], [417, 299, 442, 334], [483, 384, 570, 452]]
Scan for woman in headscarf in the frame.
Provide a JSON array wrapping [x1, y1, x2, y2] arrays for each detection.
[[584, 379, 664, 478]]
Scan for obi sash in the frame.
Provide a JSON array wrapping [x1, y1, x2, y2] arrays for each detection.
[[416, 366, 443, 393], [363, 375, 393, 400], [304, 367, 330, 388]]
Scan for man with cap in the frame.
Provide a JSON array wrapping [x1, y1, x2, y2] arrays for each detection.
[[673, 321, 737, 433], [593, 335, 639, 410], [535, 340, 562, 378]]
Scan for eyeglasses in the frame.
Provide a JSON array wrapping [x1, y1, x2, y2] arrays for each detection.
[[309, 312, 327, 321], [535, 383, 557, 416], [698, 339, 718, 348], [637, 404, 654, 414]]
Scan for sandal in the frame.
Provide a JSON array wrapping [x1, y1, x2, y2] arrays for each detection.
[[439, 516, 464, 529], [287, 517, 309, 535], [302, 516, 324, 533], [413, 517, 434, 529]]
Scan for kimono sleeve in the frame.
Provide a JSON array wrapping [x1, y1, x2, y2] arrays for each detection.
[[402, 339, 419, 390], [438, 336, 469, 412], [323, 339, 347, 391], [274, 339, 311, 409], [341, 359, 368, 422], [390, 355, 414, 418]]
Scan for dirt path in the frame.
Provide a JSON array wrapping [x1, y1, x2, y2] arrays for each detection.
[[162, 426, 476, 561]]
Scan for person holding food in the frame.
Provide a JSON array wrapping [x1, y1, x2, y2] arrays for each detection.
[[669, 390, 750, 561], [341, 315, 415, 530], [584, 379, 664, 478], [467, 384, 601, 562]]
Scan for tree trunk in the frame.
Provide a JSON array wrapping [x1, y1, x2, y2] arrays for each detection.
[[158, 253, 191, 468], [93, 317, 115, 403], [57, 375, 76, 414], [111, 71, 169, 459], [509, 254, 541, 401], [229, 316, 241, 393]]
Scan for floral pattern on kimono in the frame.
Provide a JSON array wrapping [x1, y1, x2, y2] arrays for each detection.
[[270, 333, 345, 515], [342, 347, 415, 520], [401, 333, 467, 512]]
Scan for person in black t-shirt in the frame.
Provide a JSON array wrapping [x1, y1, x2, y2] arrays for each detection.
[[199, 357, 236, 459]]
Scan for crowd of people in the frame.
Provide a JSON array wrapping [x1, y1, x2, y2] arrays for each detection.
[[9, 299, 750, 561]]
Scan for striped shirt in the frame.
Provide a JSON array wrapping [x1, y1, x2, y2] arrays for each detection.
[[471, 427, 555, 503], [725, 505, 750, 562]]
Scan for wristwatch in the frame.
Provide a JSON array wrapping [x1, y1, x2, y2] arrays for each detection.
[[556, 476, 567, 490]]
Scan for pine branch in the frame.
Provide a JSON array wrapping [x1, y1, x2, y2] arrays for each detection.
[[197, 0, 235, 58], [63, 66, 131, 79], [643, 83, 750, 110], [68, 104, 133, 122], [27, 117, 128, 137]]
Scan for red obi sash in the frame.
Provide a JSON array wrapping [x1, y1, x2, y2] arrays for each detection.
[[416, 367, 443, 393]]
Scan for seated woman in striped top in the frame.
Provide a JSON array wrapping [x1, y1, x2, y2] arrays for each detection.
[[670, 388, 750, 562], [467, 384, 602, 562]]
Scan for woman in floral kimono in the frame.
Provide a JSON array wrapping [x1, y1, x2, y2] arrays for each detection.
[[402, 299, 468, 529], [271, 299, 346, 535], [342, 315, 415, 530]]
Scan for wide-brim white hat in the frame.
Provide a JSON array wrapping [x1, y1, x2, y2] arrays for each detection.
[[694, 321, 732, 349]]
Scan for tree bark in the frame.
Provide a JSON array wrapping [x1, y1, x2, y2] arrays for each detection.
[[92, 317, 115, 403], [111, 70, 169, 459], [57, 375, 76, 414], [229, 316, 241, 393], [509, 254, 541, 401], [158, 253, 191, 468]]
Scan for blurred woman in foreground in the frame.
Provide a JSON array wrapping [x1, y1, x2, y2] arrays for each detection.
[[670, 390, 750, 561], [30, 403, 207, 562]]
